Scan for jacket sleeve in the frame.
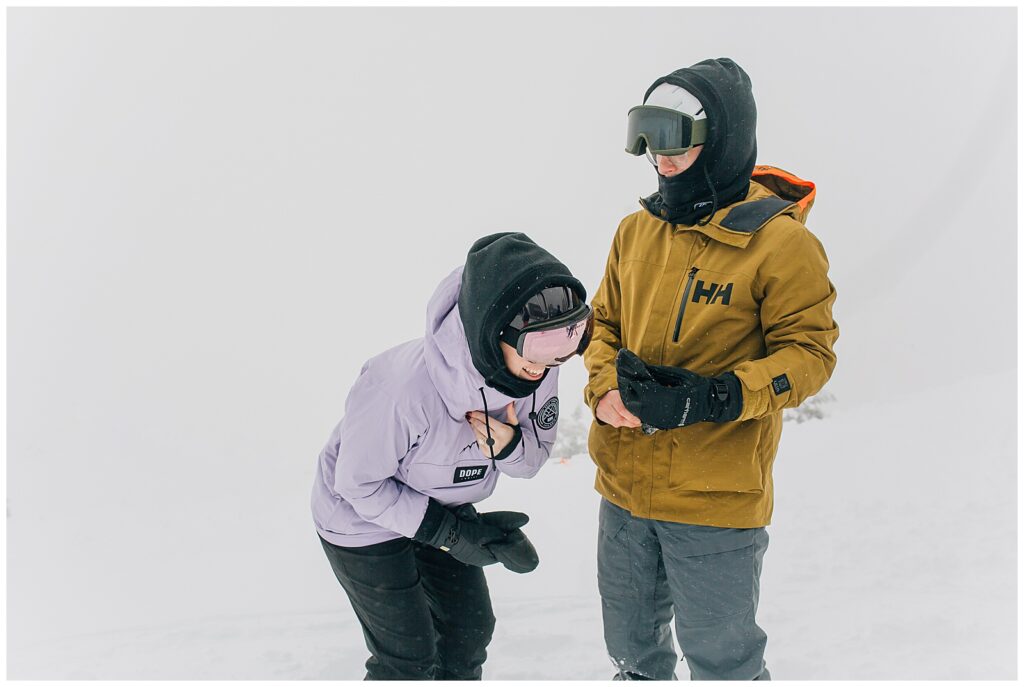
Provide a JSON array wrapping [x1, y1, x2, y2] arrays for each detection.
[[583, 222, 625, 418], [495, 372, 559, 479], [733, 225, 839, 421], [332, 380, 429, 538], [492, 425, 552, 479]]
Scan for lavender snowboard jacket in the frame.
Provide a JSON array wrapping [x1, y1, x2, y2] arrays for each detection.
[[311, 266, 560, 547]]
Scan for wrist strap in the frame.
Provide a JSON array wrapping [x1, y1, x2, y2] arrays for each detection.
[[712, 380, 730, 402], [709, 372, 743, 423]]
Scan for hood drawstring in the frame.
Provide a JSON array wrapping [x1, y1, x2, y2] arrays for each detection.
[[697, 163, 719, 227], [478, 387, 541, 467], [478, 387, 497, 469], [527, 391, 542, 449]]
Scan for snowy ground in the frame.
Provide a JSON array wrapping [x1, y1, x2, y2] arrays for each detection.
[[6, 599, 608, 681], [8, 7, 1017, 682], [8, 372, 1017, 680]]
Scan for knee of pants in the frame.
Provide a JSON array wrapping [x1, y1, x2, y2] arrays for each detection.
[[479, 608, 497, 644], [433, 611, 494, 681], [458, 605, 497, 650]]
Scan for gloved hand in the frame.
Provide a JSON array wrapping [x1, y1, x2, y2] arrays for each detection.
[[615, 348, 743, 430], [451, 505, 539, 574], [488, 530, 540, 574], [412, 500, 507, 567]]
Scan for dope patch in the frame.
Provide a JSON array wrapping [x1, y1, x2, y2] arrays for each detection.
[[771, 374, 791, 395], [453, 465, 488, 484], [536, 397, 559, 430]]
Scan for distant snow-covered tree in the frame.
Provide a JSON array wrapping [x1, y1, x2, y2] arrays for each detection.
[[783, 391, 836, 424], [548, 392, 834, 464], [551, 403, 589, 462]]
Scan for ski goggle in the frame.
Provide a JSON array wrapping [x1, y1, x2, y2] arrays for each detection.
[[625, 105, 708, 156], [501, 286, 594, 366], [515, 307, 594, 366]]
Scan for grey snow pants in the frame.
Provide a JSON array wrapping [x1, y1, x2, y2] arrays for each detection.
[[597, 499, 771, 680]]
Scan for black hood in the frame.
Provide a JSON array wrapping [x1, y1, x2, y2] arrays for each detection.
[[458, 232, 585, 398], [641, 58, 758, 226]]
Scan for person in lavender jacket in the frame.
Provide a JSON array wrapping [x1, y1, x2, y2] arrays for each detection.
[[311, 232, 592, 680]]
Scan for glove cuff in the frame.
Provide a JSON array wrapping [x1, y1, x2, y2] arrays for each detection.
[[708, 372, 743, 423], [492, 425, 523, 461], [413, 499, 458, 549]]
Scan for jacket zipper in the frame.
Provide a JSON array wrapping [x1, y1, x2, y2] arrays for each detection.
[[672, 266, 699, 343]]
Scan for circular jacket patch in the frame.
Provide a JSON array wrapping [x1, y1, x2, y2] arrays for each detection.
[[536, 397, 559, 430]]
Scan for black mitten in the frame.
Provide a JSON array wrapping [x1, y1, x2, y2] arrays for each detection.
[[488, 530, 540, 573], [477, 512, 538, 573]]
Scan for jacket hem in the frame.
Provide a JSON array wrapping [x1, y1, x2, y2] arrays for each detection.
[[315, 524, 406, 549], [593, 478, 773, 529]]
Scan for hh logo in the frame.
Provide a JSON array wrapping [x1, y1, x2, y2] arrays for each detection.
[[453, 465, 488, 484], [691, 280, 733, 306]]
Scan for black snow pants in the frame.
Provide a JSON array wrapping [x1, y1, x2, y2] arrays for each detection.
[[319, 534, 496, 680]]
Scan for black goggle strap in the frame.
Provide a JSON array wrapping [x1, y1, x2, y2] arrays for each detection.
[[499, 326, 520, 349], [577, 308, 595, 354]]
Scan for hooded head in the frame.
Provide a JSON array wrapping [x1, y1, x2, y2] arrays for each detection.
[[640, 58, 758, 225], [457, 232, 586, 398]]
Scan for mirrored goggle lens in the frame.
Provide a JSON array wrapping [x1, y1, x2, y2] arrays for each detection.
[[508, 285, 582, 330], [519, 309, 594, 366], [626, 106, 689, 155]]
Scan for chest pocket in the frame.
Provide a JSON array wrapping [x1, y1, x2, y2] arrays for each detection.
[[397, 417, 496, 493], [673, 268, 755, 337], [618, 259, 667, 352], [452, 463, 489, 484], [405, 457, 496, 494]]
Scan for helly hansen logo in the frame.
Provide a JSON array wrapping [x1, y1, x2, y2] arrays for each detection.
[[453, 465, 488, 484], [691, 280, 733, 306]]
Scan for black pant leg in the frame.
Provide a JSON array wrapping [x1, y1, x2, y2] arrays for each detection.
[[412, 541, 496, 680], [319, 534, 437, 680]]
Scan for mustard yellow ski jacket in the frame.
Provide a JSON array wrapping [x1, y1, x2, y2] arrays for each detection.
[[584, 167, 839, 527]]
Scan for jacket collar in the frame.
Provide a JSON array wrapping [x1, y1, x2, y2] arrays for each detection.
[[640, 165, 817, 249]]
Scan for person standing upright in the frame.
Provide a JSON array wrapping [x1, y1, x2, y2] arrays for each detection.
[[584, 57, 839, 680]]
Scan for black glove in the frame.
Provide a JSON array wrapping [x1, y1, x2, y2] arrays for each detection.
[[615, 348, 743, 430], [476, 511, 539, 574], [413, 500, 506, 567], [450, 505, 539, 574]]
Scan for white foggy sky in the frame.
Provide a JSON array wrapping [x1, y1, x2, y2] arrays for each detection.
[[5, 5, 1018, 677]]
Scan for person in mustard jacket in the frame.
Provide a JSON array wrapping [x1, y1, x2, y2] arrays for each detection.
[[584, 58, 839, 680]]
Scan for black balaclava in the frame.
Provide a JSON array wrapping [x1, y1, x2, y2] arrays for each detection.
[[641, 58, 758, 226], [458, 232, 586, 398]]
